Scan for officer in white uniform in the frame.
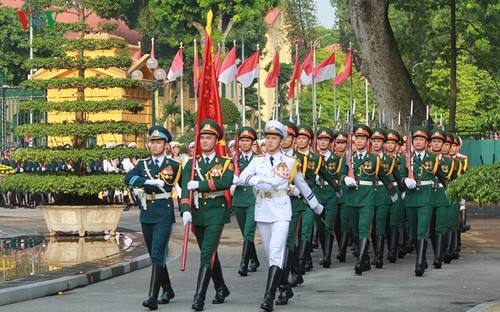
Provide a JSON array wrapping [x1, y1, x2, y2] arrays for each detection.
[[237, 120, 323, 312]]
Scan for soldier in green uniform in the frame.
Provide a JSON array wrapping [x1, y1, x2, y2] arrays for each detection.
[[315, 127, 346, 268], [342, 124, 398, 275], [232, 126, 261, 277], [124, 125, 181, 310], [399, 127, 449, 276], [369, 128, 403, 268], [333, 131, 351, 263], [179, 119, 235, 311], [384, 129, 404, 263], [428, 128, 457, 269], [295, 125, 340, 273]]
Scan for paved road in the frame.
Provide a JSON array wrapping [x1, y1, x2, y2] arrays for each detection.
[[1, 205, 499, 312]]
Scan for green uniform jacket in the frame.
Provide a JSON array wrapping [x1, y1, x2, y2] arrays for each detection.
[[316, 151, 346, 203], [232, 153, 256, 207], [336, 153, 348, 204], [124, 157, 181, 224], [180, 155, 234, 226], [400, 152, 448, 208], [342, 152, 396, 207], [374, 153, 403, 205], [432, 155, 457, 207], [296, 151, 340, 192]]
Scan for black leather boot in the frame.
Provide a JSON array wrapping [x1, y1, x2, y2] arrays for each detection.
[[452, 229, 460, 259], [238, 240, 250, 276], [288, 249, 303, 287], [276, 249, 294, 305], [460, 208, 471, 232], [298, 240, 308, 274], [398, 227, 408, 258], [351, 235, 359, 257], [443, 231, 453, 264], [322, 233, 334, 268], [158, 267, 175, 304], [248, 241, 260, 272], [354, 238, 370, 275], [432, 233, 444, 269], [191, 266, 212, 311], [212, 257, 230, 304], [142, 263, 164, 310], [373, 235, 385, 268], [387, 228, 398, 263], [260, 265, 283, 311], [337, 231, 349, 262], [318, 233, 325, 265], [415, 239, 427, 277]]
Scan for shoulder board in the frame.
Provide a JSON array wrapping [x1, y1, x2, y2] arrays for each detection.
[[221, 156, 232, 160], [137, 158, 150, 161], [284, 154, 297, 159], [169, 158, 182, 164]]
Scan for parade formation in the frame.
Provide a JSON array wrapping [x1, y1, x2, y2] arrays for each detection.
[[112, 114, 471, 311]]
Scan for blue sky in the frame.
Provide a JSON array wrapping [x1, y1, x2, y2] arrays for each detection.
[[316, 0, 336, 28]]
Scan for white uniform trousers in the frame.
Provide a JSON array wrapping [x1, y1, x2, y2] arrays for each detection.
[[257, 221, 290, 269]]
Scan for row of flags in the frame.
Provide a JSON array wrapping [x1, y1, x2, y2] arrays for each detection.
[[137, 41, 353, 97]]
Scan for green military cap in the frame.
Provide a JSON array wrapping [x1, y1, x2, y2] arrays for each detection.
[[371, 127, 387, 141], [386, 129, 401, 142], [444, 131, 453, 144], [411, 126, 429, 140], [316, 127, 334, 141], [297, 125, 314, 138], [334, 131, 348, 142], [353, 124, 372, 137], [282, 121, 298, 137], [199, 119, 223, 140], [450, 132, 460, 145], [149, 125, 172, 142], [429, 128, 446, 141], [238, 126, 257, 141]]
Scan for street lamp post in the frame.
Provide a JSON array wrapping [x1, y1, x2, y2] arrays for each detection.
[[312, 33, 331, 133], [0, 74, 7, 150], [131, 57, 167, 126]]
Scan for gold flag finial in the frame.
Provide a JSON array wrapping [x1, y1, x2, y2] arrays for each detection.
[[206, 10, 213, 36]]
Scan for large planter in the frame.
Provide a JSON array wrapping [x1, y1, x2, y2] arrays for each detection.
[[38, 205, 124, 237]]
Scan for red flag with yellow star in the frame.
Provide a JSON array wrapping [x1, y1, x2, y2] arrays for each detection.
[[333, 48, 352, 86]]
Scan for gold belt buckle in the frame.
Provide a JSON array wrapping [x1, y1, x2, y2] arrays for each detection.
[[417, 181, 421, 187], [201, 193, 209, 199], [264, 192, 272, 199]]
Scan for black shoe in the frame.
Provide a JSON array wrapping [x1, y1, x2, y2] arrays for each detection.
[[248, 241, 260, 272], [238, 240, 250, 276], [414, 239, 427, 277], [275, 286, 294, 305], [192, 267, 212, 311], [322, 233, 334, 268], [432, 233, 444, 269], [387, 228, 398, 263], [212, 285, 230, 304], [142, 263, 164, 310], [373, 235, 385, 269], [260, 266, 282, 311], [354, 238, 370, 275], [337, 231, 349, 263]]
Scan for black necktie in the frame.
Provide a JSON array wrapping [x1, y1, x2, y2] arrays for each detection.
[[358, 153, 363, 161], [205, 157, 210, 164], [270, 156, 274, 167], [418, 154, 422, 162], [155, 159, 160, 167], [245, 155, 249, 162]]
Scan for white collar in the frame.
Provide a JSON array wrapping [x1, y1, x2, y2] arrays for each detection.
[[202, 152, 216, 163], [320, 150, 332, 160], [152, 155, 165, 164]]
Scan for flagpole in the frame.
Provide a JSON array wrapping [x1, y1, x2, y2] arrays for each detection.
[[365, 79, 369, 126], [333, 85, 337, 130], [180, 42, 184, 135], [241, 38, 246, 126], [218, 42, 222, 97], [194, 39, 198, 113], [294, 44, 300, 125], [349, 42, 353, 131]]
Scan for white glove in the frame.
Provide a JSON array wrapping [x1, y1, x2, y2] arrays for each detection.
[[344, 177, 357, 187], [336, 189, 343, 198], [290, 186, 300, 197], [402, 192, 406, 200], [232, 175, 241, 185], [230, 185, 236, 196], [312, 204, 324, 215], [390, 193, 398, 203], [182, 211, 192, 226], [144, 179, 165, 188], [404, 178, 417, 189], [187, 181, 199, 190], [459, 199, 466, 206]]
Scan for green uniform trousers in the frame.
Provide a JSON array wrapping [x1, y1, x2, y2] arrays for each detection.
[[300, 206, 315, 241], [338, 202, 350, 232], [431, 205, 449, 235], [316, 198, 337, 234], [373, 203, 390, 237], [287, 196, 305, 250], [194, 223, 224, 268], [406, 205, 432, 240], [446, 203, 460, 232], [349, 205, 374, 240], [233, 205, 257, 241], [141, 221, 173, 266]]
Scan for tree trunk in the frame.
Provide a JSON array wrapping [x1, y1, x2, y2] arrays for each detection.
[[348, 0, 426, 133], [448, 0, 457, 132]]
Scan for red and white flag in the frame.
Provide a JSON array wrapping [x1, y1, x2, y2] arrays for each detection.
[[313, 52, 335, 83], [167, 48, 184, 81], [237, 51, 260, 88], [218, 46, 237, 84], [300, 49, 313, 85]]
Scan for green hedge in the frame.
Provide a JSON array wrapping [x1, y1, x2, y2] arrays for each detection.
[[446, 162, 500, 206], [21, 77, 141, 90], [2, 173, 127, 195], [15, 121, 148, 137], [19, 99, 144, 113], [11, 148, 150, 163]]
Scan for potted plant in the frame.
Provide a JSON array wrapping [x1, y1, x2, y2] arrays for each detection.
[[1, 2, 150, 236]]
